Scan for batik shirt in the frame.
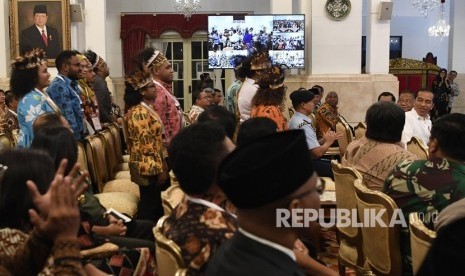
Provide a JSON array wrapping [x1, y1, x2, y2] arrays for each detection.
[[0, 108, 19, 144], [126, 104, 165, 176], [251, 105, 288, 131], [342, 137, 418, 191], [383, 157, 465, 275], [47, 75, 84, 140], [153, 80, 183, 145], [187, 105, 204, 124], [164, 196, 237, 276], [225, 79, 242, 115], [17, 89, 54, 148], [315, 103, 339, 139]]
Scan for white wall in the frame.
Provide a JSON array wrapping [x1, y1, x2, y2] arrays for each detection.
[[362, 0, 451, 69]]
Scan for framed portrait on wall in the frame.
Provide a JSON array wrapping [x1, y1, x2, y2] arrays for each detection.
[[9, 0, 71, 66]]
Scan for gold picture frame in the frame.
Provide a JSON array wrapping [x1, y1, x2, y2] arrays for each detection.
[[9, 0, 71, 67]]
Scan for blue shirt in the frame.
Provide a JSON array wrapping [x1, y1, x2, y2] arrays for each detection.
[[289, 111, 319, 150], [17, 89, 54, 148], [47, 74, 84, 140]]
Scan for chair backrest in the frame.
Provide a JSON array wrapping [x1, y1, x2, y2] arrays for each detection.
[[77, 141, 89, 172], [106, 123, 124, 164], [0, 134, 12, 153], [354, 122, 367, 140], [98, 129, 118, 178], [161, 185, 185, 216], [409, 212, 436, 275], [121, 117, 129, 146], [84, 135, 110, 193], [288, 107, 295, 118], [336, 117, 353, 155], [407, 136, 429, 160], [153, 216, 186, 276], [331, 161, 363, 240], [354, 179, 402, 276]]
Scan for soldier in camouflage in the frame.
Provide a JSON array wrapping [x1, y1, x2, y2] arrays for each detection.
[[383, 113, 465, 275]]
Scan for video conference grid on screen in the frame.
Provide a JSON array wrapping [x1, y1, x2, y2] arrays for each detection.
[[208, 15, 305, 69]]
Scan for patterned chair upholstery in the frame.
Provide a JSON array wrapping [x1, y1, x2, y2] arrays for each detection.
[[154, 216, 187, 276], [409, 212, 436, 274], [354, 179, 402, 276], [106, 123, 129, 171], [161, 185, 185, 216], [94, 192, 139, 217], [331, 161, 369, 275], [407, 136, 429, 160]]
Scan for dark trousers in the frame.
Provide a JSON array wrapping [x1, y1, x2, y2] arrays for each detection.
[[137, 177, 169, 222], [312, 158, 334, 179]]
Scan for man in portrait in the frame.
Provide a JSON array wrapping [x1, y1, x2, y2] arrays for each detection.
[[19, 5, 61, 59]]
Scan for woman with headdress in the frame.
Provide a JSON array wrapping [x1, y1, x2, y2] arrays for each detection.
[[124, 68, 168, 222], [432, 68, 451, 120], [250, 65, 288, 131], [10, 49, 60, 147], [76, 53, 101, 134]]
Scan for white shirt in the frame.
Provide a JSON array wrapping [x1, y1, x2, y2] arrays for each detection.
[[237, 78, 258, 122], [238, 228, 296, 261], [35, 25, 47, 36], [402, 108, 432, 146]]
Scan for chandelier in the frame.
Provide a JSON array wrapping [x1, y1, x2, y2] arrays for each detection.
[[174, 0, 201, 20], [428, 0, 450, 38], [411, 0, 440, 17]]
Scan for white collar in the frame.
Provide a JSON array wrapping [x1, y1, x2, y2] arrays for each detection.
[[410, 108, 430, 121], [238, 228, 296, 261], [35, 25, 47, 33], [185, 195, 225, 212]]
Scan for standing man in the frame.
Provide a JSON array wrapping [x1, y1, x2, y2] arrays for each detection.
[[397, 90, 415, 112], [19, 5, 61, 58], [47, 50, 84, 140], [135, 48, 183, 144], [448, 70, 459, 113], [377, 91, 396, 102], [401, 90, 434, 146], [84, 50, 116, 124]]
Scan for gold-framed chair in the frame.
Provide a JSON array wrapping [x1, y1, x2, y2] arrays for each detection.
[[288, 107, 295, 118], [153, 216, 187, 276], [0, 134, 13, 152], [161, 185, 185, 216], [354, 122, 367, 140], [354, 179, 402, 276], [409, 212, 436, 275], [105, 123, 129, 171], [84, 135, 139, 199], [336, 116, 354, 156], [120, 118, 130, 163], [98, 129, 131, 180], [407, 136, 429, 160], [175, 269, 188, 276], [331, 161, 368, 275]]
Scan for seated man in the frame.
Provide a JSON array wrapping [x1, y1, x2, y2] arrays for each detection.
[[401, 90, 434, 146], [197, 105, 237, 140], [342, 102, 417, 190], [377, 91, 396, 102], [289, 89, 340, 178], [165, 122, 237, 275], [188, 88, 212, 124], [397, 90, 415, 112], [383, 113, 465, 275], [207, 130, 336, 276], [315, 91, 339, 139]]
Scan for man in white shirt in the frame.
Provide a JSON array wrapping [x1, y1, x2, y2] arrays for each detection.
[[401, 90, 434, 146]]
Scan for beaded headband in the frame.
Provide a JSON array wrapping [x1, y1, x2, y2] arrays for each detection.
[[125, 68, 153, 91], [146, 50, 167, 69]]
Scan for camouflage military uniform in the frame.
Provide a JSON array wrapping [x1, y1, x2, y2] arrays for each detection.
[[383, 157, 465, 275]]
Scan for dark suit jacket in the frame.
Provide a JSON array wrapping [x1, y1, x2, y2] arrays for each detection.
[[206, 232, 306, 276], [19, 25, 61, 58], [92, 75, 114, 123]]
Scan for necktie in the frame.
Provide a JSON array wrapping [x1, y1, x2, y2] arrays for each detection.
[[41, 30, 48, 46]]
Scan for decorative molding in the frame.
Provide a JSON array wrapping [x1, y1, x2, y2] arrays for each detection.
[[325, 0, 351, 21]]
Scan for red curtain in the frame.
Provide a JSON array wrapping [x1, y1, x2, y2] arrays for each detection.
[[120, 14, 209, 75], [122, 29, 147, 75]]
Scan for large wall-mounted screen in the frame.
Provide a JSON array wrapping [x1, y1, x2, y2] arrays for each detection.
[[207, 14, 305, 69]]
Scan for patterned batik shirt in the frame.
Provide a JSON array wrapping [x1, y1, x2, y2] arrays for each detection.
[[250, 105, 288, 131], [126, 104, 165, 176], [187, 105, 205, 124], [383, 157, 465, 275], [164, 196, 238, 276], [342, 137, 418, 191], [315, 103, 339, 139], [225, 80, 242, 115]]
